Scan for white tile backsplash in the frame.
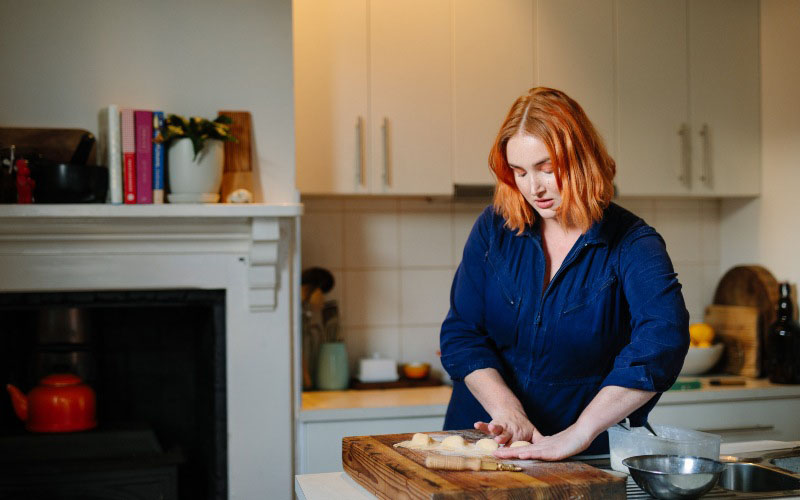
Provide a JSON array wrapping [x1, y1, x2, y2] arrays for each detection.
[[302, 196, 723, 368], [343, 269, 400, 326], [399, 211, 453, 267], [343, 212, 399, 268], [400, 269, 455, 325]]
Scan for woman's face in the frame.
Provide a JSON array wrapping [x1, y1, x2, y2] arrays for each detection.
[[506, 133, 561, 221]]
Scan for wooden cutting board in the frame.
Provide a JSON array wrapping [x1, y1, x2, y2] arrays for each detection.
[[342, 429, 625, 499]]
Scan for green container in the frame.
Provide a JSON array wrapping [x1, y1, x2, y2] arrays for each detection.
[[316, 342, 350, 390]]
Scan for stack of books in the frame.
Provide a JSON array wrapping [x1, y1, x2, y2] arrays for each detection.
[[98, 106, 165, 204]]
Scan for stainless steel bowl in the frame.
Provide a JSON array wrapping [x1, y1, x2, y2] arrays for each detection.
[[622, 455, 726, 499]]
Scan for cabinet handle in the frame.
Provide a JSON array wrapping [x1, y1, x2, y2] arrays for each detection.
[[382, 117, 391, 188], [699, 123, 712, 187], [678, 123, 691, 188], [697, 425, 775, 435], [355, 116, 365, 187]]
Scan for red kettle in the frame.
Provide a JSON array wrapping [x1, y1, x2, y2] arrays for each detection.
[[6, 373, 97, 432]]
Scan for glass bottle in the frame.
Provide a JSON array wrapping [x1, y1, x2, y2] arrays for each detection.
[[765, 283, 800, 383]]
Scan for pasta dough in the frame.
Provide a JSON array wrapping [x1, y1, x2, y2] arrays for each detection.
[[476, 438, 499, 452], [509, 441, 531, 448], [441, 435, 467, 450], [410, 433, 433, 447]]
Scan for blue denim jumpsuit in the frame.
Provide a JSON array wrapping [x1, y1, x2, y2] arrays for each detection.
[[439, 203, 689, 455]]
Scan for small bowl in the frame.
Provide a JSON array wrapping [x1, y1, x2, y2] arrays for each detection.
[[401, 362, 430, 379], [623, 455, 726, 499], [679, 343, 724, 376]]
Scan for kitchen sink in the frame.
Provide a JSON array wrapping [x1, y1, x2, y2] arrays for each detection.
[[771, 456, 800, 474], [718, 462, 800, 493]]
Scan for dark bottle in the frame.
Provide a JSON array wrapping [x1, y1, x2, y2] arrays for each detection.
[[765, 283, 800, 383]]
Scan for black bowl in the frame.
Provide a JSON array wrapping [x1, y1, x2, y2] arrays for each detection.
[[29, 162, 109, 203]]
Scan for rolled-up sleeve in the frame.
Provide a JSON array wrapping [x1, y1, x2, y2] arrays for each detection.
[[440, 210, 507, 381], [600, 226, 689, 417]]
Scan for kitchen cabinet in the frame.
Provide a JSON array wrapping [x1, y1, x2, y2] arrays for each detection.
[[452, 0, 534, 186], [298, 415, 446, 474], [615, 0, 760, 197], [535, 0, 616, 157], [294, 0, 452, 195]]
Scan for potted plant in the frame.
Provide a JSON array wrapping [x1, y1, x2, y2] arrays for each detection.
[[154, 114, 236, 203]]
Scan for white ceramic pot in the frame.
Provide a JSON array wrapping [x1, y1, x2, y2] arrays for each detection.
[[167, 138, 224, 203]]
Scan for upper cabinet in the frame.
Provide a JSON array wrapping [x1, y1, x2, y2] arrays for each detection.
[[452, 0, 534, 186], [294, 0, 452, 195], [295, 0, 760, 197], [535, 0, 616, 157], [615, 0, 760, 197]]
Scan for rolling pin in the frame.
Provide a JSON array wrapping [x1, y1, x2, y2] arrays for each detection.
[[424, 455, 522, 472]]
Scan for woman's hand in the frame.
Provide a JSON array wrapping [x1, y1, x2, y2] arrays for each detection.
[[474, 409, 543, 445], [493, 423, 593, 461]]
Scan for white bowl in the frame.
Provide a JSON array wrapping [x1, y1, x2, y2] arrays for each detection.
[[679, 343, 724, 376]]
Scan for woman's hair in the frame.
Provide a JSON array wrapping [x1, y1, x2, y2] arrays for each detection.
[[489, 87, 616, 234]]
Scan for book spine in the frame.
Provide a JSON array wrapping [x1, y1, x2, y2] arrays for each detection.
[[152, 111, 165, 204], [120, 108, 136, 204], [98, 105, 123, 204], [134, 110, 153, 204]]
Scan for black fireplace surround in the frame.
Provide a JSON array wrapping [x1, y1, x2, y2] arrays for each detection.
[[0, 290, 227, 500]]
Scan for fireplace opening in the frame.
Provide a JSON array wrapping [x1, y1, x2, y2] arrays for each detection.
[[0, 290, 227, 500]]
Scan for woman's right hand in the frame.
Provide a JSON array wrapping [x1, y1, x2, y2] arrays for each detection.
[[474, 409, 543, 444]]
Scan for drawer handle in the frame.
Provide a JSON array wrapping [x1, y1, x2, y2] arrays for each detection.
[[382, 117, 391, 188], [355, 116, 365, 187], [699, 123, 712, 187], [697, 425, 776, 434], [678, 123, 691, 188]]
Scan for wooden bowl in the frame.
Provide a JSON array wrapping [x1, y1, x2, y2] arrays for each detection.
[[402, 362, 430, 379]]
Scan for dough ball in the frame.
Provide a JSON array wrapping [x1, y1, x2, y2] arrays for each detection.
[[509, 441, 531, 448], [441, 435, 467, 450], [476, 438, 499, 452], [410, 433, 433, 447]]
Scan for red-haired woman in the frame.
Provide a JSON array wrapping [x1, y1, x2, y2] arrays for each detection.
[[439, 87, 689, 460]]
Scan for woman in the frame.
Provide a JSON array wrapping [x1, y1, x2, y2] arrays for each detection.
[[439, 87, 689, 460]]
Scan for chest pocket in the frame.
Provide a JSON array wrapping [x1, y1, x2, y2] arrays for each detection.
[[544, 273, 619, 379], [483, 253, 521, 349]]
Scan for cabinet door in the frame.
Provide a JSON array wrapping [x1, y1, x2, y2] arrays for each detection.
[[616, 0, 690, 196], [299, 416, 445, 473], [452, 0, 534, 186], [369, 0, 452, 195], [689, 0, 760, 196], [294, 0, 370, 194], [536, 0, 615, 156]]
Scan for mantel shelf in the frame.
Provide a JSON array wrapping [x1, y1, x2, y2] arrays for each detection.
[[0, 203, 303, 219]]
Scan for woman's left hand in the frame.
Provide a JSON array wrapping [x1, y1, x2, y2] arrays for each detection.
[[492, 424, 594, 461]]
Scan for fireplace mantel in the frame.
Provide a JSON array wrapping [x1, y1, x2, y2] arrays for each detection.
[[0, 203, 302, 311], [0, 203, 303, 498]]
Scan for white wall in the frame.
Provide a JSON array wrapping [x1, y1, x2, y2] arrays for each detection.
[[0, 0, 296, 203], [302, 196, 722, 379], [720, 0, 800, 285]]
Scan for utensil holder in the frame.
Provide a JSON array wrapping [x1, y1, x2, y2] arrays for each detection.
[[316, 342, 349, 390]]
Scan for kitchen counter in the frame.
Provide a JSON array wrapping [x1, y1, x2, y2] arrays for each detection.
[[300, 377, 800, 421], [297, 380, 800, 475], [299, 386, 451, 423], [0, 202, 303, 218]]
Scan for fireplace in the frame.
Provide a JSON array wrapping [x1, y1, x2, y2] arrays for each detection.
[[0, 290, 226, 499], [0, 205, 302, 499]]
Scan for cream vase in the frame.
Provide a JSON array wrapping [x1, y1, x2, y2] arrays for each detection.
[[167, 138, 224, 203]]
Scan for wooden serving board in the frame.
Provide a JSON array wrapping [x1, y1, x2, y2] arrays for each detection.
[[342, 430, 625, 499]]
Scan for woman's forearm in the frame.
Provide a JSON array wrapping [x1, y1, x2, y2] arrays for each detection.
[[464, 368, 525, 418], [575, 385, 656, 441]]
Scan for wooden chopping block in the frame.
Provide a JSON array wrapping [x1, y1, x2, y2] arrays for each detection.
[[342, 430, 625, 499], [705, 304, 760, 377], [713, 265, 780, 377], [218, 110, 254, 202]]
